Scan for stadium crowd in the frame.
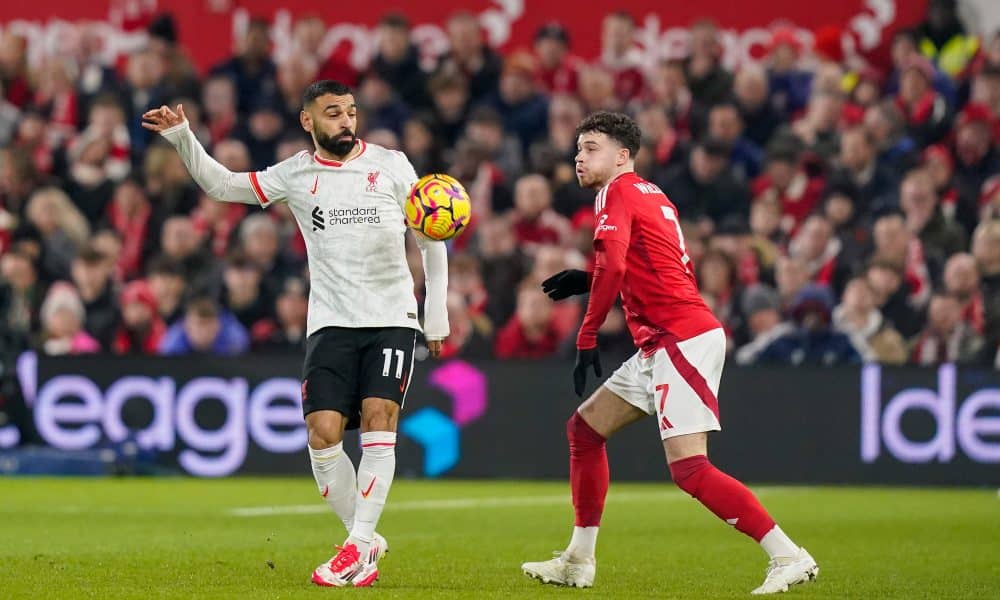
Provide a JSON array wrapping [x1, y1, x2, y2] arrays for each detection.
[[1, 3, 999, 368]]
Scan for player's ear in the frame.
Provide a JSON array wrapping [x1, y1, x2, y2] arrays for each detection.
[[617, 147, 629, 167], [300, 110, 313, 133]]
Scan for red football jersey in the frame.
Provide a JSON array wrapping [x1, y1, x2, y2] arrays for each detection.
[[577, 172, 720, 353]]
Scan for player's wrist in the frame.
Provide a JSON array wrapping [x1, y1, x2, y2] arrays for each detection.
[[159, 120, 190, 138]]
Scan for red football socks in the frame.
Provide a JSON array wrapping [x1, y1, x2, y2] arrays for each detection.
[[567, 411, 609, 527], [669, 454, 775, 541]]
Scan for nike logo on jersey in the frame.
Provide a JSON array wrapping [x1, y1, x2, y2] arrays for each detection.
[[312, 206, 325, 231], [399, 373, 407, 393], [360, 477, 377, 499], [310, 175, 318, 195]]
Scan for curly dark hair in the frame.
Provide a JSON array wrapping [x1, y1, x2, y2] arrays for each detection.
[[575, 111, 642, 160]]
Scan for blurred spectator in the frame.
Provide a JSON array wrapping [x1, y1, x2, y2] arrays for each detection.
[[477, 217, 529, 325], [534, 22, 582, 95], [785, 90, 843, 164], [146, 257, 187, 325], [599, 12, 645, 103], [0, 147, 40, 217], [577, 64, 621, 113], [915, 0, 979, 79], [943, 252, 984, 334], [872, 210, 933, 310], [357, 71, 409, 138], [210, 18, 278, 114], [864, 101, 919, 175], [0, 82, 21, 147], [774, 255, 810, 313], [734, 63, 782, 148], [70, 246, 118, 349], [633, 104, 682, 181], [657, 136, 749, 227], [253, 277, 308, 352], [900, 169, 967, 264], [788, 214, 850, 293], [146, 13, 200, 101], [751, 138, 824, 236], [887, 28, 957, 107], [33, 58, 78, 146], [755, 284, 861, 365], [643, 60, 691, 138], [921, 144, 968, 230], [970, 64, 1000, 117], [910, 292, 983, 365], [832, 277, 908, 364], [427, 71, 471, 148], [972, 220, 1000, 346], [697, 249, 739, 336], [240, 214, 297, 294], [0, 248, 42, 336], [437, 12, 502, 103], [438, 291, 493, 359], [952, 103, 1000, 207], [485, 51, 549, 152], [26, 187, 90, 282], [510, 174, 571, 253], [201, 75, 239, 145], [369, 127, 401, 151], [734, 284, 794, 365], [403, 112, 446, 174], [112, 279, 165, 355], [276, 53, 319, 125], [865, 259, 925, 338], [748, 196, 783, 275], [235, 96, 286, 170], [821, 181, 869, 266], [143, 143, 198, 223], [222, 253, 275, 331], [832, 126, 896, 216], [0, 32, 31, 107], [766, 27, 811, 118], [158, 215, 217, 294], [461, 106, 524, 186], [191, 191, 246, 258], [15, 109, 54, 176], [494, 283, 564, 358], [370, 14, 429, 109], [708, 101, 762, 180], [159, 295, 249, 356], [103, 177, 154, 281], [123, 48, 167, 159], [449, 253, 490, 320], [39, 282, 100, 355], [895, 56, 953, 145], [685, 20, 732, 110]]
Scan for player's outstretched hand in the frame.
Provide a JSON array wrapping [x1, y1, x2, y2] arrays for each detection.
[[541, 269, 589, 301], [141, 104, 187, 133], [573, 347, 602, 397]]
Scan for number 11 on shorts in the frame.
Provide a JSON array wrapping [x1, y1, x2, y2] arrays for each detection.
[[656, 384, 673, 431], [382, 348, 405, 379]]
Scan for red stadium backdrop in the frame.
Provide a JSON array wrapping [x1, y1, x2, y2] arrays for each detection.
[[0, 0, 926, 73]]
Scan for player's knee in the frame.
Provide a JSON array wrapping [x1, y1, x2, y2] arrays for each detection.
[[307, 425, 342, 450], [360, 398, 399, 432], [669, 454, 710, 497], [567, 411, 605, 451]]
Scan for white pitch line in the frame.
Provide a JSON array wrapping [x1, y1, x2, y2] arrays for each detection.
[[227, 490, 686, 517]]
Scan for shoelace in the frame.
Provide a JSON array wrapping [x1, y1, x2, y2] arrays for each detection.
[[329, 544, 360, 572]]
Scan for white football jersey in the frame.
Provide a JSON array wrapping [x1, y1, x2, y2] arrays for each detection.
[[250, 140, 425, 336], [160, 123, 448, 341]]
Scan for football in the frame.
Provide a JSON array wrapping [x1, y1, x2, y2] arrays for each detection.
[[405, 173, 472, 241]]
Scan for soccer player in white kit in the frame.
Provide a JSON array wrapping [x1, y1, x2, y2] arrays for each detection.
[[142, 80, 449, 587]]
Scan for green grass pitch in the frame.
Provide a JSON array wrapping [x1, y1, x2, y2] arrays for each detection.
[[2, 478, 998, 599]]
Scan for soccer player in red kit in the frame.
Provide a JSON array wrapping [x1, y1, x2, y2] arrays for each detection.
[[521, 112, 818, 595]]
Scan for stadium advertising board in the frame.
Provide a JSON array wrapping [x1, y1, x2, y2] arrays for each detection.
[[4, 354, 998, 484]]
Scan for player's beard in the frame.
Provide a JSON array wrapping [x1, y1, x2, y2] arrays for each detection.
[[315, 127, 357, 158]]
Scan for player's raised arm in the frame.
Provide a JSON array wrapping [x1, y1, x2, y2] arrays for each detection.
[[142, 104, 266, 206]]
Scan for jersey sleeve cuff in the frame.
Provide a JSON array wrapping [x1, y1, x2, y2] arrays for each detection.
[[248, 171, 271, 207]]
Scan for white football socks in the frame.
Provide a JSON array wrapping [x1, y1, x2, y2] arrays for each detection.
[[308, 442, 357, 533], [349, 431, 397, 555], [567, 526, 599, 559], [759, 525, 800, 559]]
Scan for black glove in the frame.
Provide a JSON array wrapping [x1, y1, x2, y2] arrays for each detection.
[[573, 347, 603, 397], [541, 269, 589, 301]]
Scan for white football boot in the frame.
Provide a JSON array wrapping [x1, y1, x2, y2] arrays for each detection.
[[751, 547, 819, 595], [522, 551, 596, 588]]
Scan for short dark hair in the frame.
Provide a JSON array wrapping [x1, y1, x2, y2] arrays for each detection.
[[74, 246, 106, 266], [186, 295, 220, 319], [379, 13, 410, 30], [575, 112, 641, 160], [302, 80, 352, 108]]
